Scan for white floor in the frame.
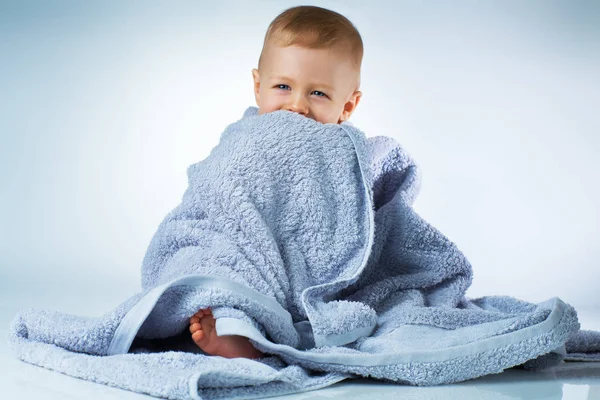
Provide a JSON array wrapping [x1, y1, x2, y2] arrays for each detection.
[[2, 280, 599, 400]]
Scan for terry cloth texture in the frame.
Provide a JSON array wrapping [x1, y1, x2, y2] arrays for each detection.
[[8, 106, 600, 400]]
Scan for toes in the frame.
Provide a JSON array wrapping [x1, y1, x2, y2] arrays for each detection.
[[193, 308, 212, 318], [190, 315, 200, 324], [191, 330, 205, 343], [189, 322, 202, 334]]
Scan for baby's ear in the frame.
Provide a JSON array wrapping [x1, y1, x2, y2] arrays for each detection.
[[252, 69, 261, 103], [252, 69, 260, 88], [339, 90, 362, 123]]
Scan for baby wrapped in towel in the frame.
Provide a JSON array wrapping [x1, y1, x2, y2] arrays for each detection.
[[187, 5, 364, 359]]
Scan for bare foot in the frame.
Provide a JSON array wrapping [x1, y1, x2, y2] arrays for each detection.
[[189, 308, 263, 359]]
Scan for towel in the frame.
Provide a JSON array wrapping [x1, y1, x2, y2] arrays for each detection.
[[8, 106, 600, 400]]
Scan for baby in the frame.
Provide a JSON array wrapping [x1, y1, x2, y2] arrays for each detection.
[[188, 5, 364, 359]]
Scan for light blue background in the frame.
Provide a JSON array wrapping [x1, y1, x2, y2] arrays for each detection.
[[1, 0, 598, 316]]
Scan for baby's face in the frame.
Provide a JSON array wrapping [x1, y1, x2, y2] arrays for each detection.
[[252, 44, 361, 124]]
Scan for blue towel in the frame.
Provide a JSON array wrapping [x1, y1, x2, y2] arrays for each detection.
[[8, 106, 600, 399]]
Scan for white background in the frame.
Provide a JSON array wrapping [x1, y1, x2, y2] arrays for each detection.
[[1, 0, 598, 320]]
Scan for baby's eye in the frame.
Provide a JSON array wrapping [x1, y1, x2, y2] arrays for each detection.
[[312, 91, 327, 98], [276, 84, 290, 90]]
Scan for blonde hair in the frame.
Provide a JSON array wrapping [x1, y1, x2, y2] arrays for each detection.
[[258, 5, 363, 87]]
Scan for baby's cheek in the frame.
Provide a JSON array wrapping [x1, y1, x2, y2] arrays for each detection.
[[258, 102, 278, 115]]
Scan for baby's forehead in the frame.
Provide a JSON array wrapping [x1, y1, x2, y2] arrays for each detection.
[[265, 44, 357, 70], [260, 43, 360, 89], [268, 40, 351, 56]]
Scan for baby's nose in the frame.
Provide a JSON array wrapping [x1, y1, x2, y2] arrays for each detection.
[[285, 97, 309, 115]]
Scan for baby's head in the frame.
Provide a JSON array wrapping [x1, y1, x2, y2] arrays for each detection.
[[252, 5, 363, 125]]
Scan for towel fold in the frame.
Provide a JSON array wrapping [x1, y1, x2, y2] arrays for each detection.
[[8, 106, 600, 400]]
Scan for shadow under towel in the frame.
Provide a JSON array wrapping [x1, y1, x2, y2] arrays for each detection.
[[8, 106, 600, 400]]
